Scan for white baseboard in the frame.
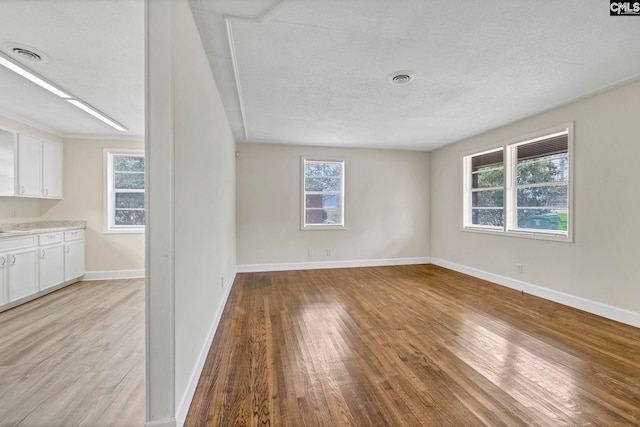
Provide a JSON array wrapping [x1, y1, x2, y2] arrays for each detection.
[[431, 258, 640, 328], [175, 267, 238, 427], [83, 269, 145, 280], [145, 418, 176, 427], [237, 257, 431, 273]]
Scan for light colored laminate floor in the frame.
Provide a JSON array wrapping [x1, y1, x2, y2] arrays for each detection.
[[186, 264, 640, 426], [0, 279, 145, 427]]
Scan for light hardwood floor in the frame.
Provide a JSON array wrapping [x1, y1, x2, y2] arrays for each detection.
[[186, 264, 640, 426], [0, 279, 145, 427]]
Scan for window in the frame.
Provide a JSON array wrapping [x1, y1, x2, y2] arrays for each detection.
[[466, 148, 505, 229], [302, 159, 345, 229], [105, 149, 145, 233], [463, 123, 573, 241]]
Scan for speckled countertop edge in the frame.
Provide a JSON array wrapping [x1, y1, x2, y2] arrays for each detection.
[[0, 220, 86, 237]]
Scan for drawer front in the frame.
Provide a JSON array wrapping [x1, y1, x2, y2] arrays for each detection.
[[39, 232, 63, 246], [64, 229, 84, 242], [0, 236, 35, 252]]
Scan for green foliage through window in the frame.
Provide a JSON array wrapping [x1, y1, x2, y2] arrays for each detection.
[[464, 126, 571, 237], [107, 151, 145, 230]]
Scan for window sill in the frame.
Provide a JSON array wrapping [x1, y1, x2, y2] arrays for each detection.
[[301, 225, 347, 231], [104, 228, 145, 235], [462, 226, 572, 243]]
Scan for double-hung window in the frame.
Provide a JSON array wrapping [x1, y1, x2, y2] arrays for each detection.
[[302, 159, 345, 230], [463, 123, 573, 241], [105, 148, 145, 233], [466, 148, 505, 229]]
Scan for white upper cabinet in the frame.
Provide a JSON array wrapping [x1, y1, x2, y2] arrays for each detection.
[[14, 133, 63, 199], [17, 133, 42, 197], [42, 140, 63, 199], [0, 129, 15, 196]]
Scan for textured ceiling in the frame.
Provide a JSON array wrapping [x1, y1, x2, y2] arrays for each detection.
[[0, 0, 144, 139], [1, 1, 638, 148], [191, 0, 640, 151]]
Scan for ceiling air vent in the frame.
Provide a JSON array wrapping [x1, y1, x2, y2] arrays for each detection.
[[3, 43, 49, 63], [389, 71, 415, 85], [12, 48, 42, 62]]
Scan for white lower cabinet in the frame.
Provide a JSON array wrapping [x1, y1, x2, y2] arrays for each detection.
[[8, 248, 38, 302], [0, 236, 38, 304], [38, 232, 65, 291], [0, 255, 6, 305], [64, 241, 84, 281], [64, 230, 84, 281], [0, 229, 84, 311]]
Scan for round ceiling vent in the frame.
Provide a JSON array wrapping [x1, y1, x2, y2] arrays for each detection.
[[3, 43, 49, 63], [389, 71, 415, 85], [12, 48, 41, 62]]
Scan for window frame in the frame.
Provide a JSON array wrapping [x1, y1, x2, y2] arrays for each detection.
[[462, 122, 574, 242], [462, 146, 505, 232], [104, 148, 145, 234], [301, 157, 346, 231]]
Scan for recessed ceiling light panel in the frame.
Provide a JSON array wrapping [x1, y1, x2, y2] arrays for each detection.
[[389, 70, 415, 85]]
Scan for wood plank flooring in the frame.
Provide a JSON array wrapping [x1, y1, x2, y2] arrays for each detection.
[[186, 264, 640, 426], [0, 279, 145, 427]]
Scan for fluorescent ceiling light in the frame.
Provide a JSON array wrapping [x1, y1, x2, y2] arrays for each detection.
[[0, 51, 71, 99], [0, 50, 127, 132], [67, 99, 128, 131]]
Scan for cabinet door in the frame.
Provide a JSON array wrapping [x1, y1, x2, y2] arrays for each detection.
[[0, 255, 7, 306], [64, 241, 85, 281], [8, 249, 37, 302], [0, 130, 16, 196], [39, 245, 64, 291], [42, 140, 63, 198], [17, 134, 42, 197]]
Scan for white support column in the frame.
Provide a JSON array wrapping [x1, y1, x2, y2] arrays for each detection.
[[145, 0, 175, 425]]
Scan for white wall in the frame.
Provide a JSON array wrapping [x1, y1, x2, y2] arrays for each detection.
[[173, 0, 237, 418], [146, 0, 237, 425], [41, 138, 145, 273], [430, 81, 640, 317], [237, 142, 430, 266]]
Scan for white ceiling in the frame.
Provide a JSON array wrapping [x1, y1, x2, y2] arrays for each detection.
[[0, 0, 144, 139], [190, 0, 640, 151], [0, 1, 638, 150]]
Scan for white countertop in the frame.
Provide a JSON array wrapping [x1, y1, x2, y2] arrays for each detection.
[[0, 220, 86, 238]]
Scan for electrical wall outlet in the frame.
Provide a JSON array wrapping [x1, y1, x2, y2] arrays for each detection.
[[221, 277, 224, 289], [326, 249, 332, 256], [307, 249, 313, 257], [517, 264, 524, 274]]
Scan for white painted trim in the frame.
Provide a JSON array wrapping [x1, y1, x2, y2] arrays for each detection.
[[175, 267, 238, 427], [145, 418, 176, 427], [431, 258, 640, 328], [237, 257, 431, 273], [83, 269, 145, 280], [225, 17, 248, 141], [103, 147, 146, 234]]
